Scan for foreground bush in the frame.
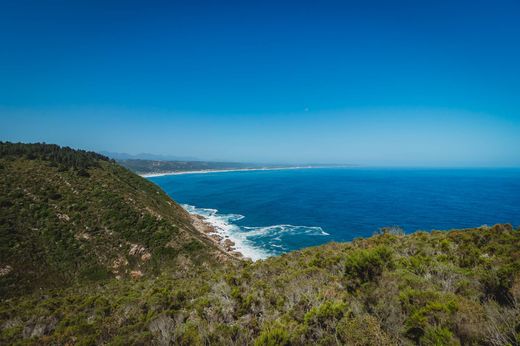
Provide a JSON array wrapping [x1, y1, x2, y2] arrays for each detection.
[[1, 224, 519, 345]]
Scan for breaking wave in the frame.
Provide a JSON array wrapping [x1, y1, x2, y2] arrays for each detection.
[[182, 204, 329, 261]]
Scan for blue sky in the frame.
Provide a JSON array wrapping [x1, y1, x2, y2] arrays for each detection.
[[1, 0, 519, 165]]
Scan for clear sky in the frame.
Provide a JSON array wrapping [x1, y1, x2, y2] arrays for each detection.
[[1, 0, 519, 166]]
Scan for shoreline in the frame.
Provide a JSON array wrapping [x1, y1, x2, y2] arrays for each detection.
[[188, 212, 250, 261], [139, 165, 330, 178], [181, 203, 329, 262], [182, 204, 272, 261]]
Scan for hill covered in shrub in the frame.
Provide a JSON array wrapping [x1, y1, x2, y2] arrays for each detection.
[[0, 142, 232, 298], [0, 143, 519, 345]]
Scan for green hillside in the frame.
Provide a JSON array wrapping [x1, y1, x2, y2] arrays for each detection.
[[1, 143, 519, 345], [0, 142, 232, 297]]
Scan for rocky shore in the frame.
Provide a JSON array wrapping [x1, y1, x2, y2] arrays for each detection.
[[189, 213, 249, 260]]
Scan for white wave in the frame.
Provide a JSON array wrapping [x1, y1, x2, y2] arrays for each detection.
[[181, 204, 329, 261], [242, 225, 330, 236], [182, 204, 272, 261]]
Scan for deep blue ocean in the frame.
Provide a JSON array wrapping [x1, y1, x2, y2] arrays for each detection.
[[149, 168, 520, 260]]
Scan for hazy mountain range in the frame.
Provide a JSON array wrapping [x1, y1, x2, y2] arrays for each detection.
[[100, 151, 200, 162]]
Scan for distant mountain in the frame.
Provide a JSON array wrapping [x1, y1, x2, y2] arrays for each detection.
[[100, 150, 199, 161]]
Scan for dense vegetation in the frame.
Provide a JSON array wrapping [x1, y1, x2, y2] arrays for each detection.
[[2, 225, 519, 345], [0, 142, 111, 174], [1, 143, 519, 345], [0, 142, 232, 298]]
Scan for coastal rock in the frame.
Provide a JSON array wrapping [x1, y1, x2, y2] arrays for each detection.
[[176, 255, 194, 272], [74, 232, 91, 241], [148, 315, 175, 346], [129, 243, 152, 262], [193, 214, 204, 221], [210, 234, 223, 242], [231, 251, 243, 258], [490, 224, 513, 232], [190, 214, 215, 233], [129, 243, 146, 256], [1, 317, 21, 330], [130, 270, 143, 280], [113, 304, 140, 327], [22, 316, 58, 339], [56, 213, 70, 222], [223, 239, 235, 251], [111, 256, 128, 274], [145, 206, 163, 220], [0, 265, 13, 277]]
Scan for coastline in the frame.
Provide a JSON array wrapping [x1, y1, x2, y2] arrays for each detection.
[[181, 204, 273, 261], [188, 213, 249, 261], [180, 203, 330, 262], [139, 165, 326, 178]]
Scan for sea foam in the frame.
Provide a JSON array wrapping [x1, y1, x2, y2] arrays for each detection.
[[182, 204, 329, 261]]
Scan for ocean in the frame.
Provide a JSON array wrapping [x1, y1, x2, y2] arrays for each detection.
[[149, 168, 520, 260]]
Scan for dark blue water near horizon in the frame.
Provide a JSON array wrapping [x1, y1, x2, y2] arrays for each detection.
[[149, 168, 520, 259]]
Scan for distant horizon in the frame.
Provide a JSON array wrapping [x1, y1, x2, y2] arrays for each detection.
[[3, 140, 520, 169], [1, 1, 520, 167]]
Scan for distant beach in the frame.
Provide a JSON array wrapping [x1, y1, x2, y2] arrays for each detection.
[[139, 165, 322, 178]]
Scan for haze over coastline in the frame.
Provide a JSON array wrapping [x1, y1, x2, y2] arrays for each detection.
[[1, 1, 519, 167], [139, 166, 328, 178]]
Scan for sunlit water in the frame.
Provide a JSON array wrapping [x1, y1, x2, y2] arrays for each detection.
[[149, 168, 520, 260]]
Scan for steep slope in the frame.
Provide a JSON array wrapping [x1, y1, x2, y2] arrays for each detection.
[[0, 142, 232, 297]]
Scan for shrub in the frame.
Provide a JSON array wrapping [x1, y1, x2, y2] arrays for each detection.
[[481, 262, 520, 305], [458, 244, 482, 268], [404, 298, 458, 343], [344, 246, 393, 290], [337, 314, 395, 345], [422, 326, 458, 345], [80, 265, 111, 281], [254, 323, 292, 346], [304, 301, 348, 327]]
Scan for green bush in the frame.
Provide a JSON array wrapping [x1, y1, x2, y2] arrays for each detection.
[[304, 301, 347, 327], [422, 326, 458, 346], [255, 324, 292, 346], [337, 314, 395, 345], [344, 246, 393, 289]]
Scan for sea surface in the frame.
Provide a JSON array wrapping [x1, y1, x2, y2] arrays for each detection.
[[149, 168, 520, 260]]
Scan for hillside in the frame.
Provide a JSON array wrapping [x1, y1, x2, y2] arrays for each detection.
[[0, 142, 233, 297], [0, 143, 519, 345]]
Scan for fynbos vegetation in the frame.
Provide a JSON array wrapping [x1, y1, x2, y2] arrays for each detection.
[[1, 143, 519, 345], [0, 142, 232, 297]]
